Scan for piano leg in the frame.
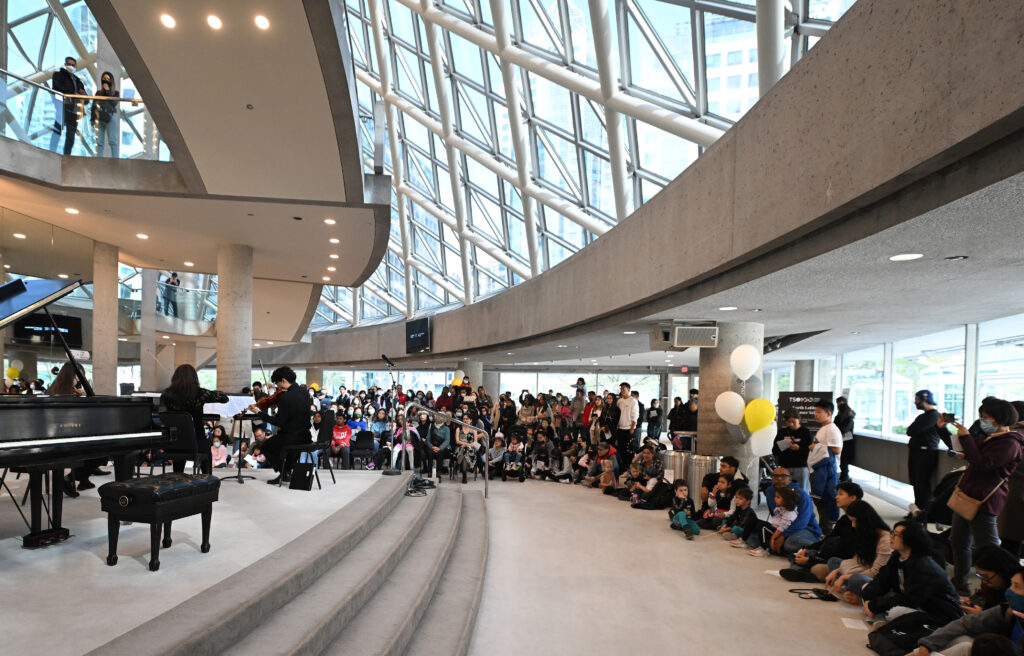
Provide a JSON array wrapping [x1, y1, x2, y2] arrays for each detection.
[[113, 453, 135, 481], [29, 472, 42, 535], [149, 523, 161, 571], [22, 469, 70, 548], [106, 515, 119, 566]]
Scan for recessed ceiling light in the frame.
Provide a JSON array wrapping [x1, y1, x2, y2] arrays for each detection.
[[324, 218, 336, 225], [557, 344, 568, 348], [329, 254, 339, 260], [207, 15, 222, 29], [945, 255, 969, 261], [57, 274, 68, 279], [327, 266, 336, 272], [623, 331, 636, 335], [850, 331, 860, 335], [64, 207, 79, 214], [666, 353, 674, 357], [329, 237, 340, 244], [162, 335, 169, 339], [322, 276, 331, 281], [12, 233, 25, 239], [664, 360, 672, 363], [3, 264, 9, 269], [255, 15, 270, 29], [160, 13, 175, 28], [718, 306, 738, 311], [266, 341, 274, 345], [136, 233, 149, 239], [118, 338, 127, 342], [254, 343, 261, 347], [751, 308, 763, 312], [889, 253, 923, 262], [184, 261, 194, 267]]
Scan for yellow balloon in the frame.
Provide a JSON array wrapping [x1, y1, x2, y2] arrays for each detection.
[[5, 367, 19, 379], [744, 398, 776, 433], [451, 377, 463, 387]]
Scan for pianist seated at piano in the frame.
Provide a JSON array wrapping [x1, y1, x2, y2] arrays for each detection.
[[161, 364, 229, 475], [50, 363, 110, 496]]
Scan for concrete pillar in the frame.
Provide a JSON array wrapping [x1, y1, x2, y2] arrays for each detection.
[[482, 370, 500, 398], [0, 251, 6, 369], [756, 0, 786, 97], [216, 244, 253, 393], [306, 366, 324, 389], [155, 344, 174, 390], [457, 360, 483, 390], [697, 322, 764, 458], [793, 359, 814, 391], [173, 340, 197, 369], [140, 268, 158, 390], [92, 242, 119, 395]]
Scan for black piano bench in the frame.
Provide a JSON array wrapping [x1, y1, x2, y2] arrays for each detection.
[[98, 473, 221, 571]]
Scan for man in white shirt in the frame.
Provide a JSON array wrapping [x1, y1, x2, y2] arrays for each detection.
[[808, 400, 842, 531], [615, 382, 639, 470]]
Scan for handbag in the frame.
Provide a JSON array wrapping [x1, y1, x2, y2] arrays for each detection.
[[947, 477, 1006, 521]]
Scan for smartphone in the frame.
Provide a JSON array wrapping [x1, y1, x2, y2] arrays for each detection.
[[941, 412, 957, 422]]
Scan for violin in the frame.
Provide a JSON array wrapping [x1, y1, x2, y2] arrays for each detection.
[[255, 388, 284, 410]]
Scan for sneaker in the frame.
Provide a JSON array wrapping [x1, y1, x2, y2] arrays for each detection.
[[729, 539, 746, 548], [685, 531, 694, 541], [780, 568, 820, 583], [77, 480, 96, 491], [720, 531, 736, 540], [670, 524, 683, 532], [748, 547, 767, 557]]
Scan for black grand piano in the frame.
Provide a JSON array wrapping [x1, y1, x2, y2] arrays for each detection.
[[0, 277, 173, 547]]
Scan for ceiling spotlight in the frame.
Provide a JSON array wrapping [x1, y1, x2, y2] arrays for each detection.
[[718, 306, 738, 311], [255, 15, 270, 29], [57, 274, 68, 279], [506, 352, 513, 355], [850, 331, 860, 335], [207, 15, 222, 29], [162, 335, 169, 339], [324, 218, 336, 225], [889, 253, 923, 262], [666, 353, 674, 357], [160, 13, 176, 28], [12, 233, 25, 239], [266, 341, 274, 345], [3, 264, 9, 269], [327, 266, 336, 272], [945, 255, 969, 261], [322, 276, 331, 281], [184, 261, 194, 267], [65, 207, 79, 214], [329, 254, 339, 259], [751, 308, 763, 312], [329, 238, 340, 244], [118, 338, 127, 342], [254, 343, 261, 348], [136, 233, 149, 240], [557, 344, 568, 348], [623, 331, 636, 335]]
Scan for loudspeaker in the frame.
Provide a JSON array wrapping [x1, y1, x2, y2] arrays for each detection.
[[289, 462, 315, 490], [673, 326, 719, 348]]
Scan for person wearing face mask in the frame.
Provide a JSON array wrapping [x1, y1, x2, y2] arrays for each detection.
[[910, 567, 1024, 656], [347, 408, 367, 433], [942, 399, 1024, 593], [91, 71, 119, 157], [49, 56, 86, 155], [211, 434, 229, 468], [906, 389, 950, 511]]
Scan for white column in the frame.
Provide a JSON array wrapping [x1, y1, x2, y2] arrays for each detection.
[[964, 324, 979, 425], [140, 269, 158, 390], [588, 0, 631, 220], [793, 359, 814, 390], [756, 0, 786, 97], [92, 242, 119, 395], [697, 322, 764, 457], [216, 244, 253, 393]]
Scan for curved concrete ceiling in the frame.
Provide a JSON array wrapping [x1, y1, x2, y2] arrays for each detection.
[[89, 0, 363, 202]]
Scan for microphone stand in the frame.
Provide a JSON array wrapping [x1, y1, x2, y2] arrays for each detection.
[[382, 358, 404, 476]]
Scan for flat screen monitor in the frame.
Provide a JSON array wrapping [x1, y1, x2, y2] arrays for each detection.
[[12, 313, 83, 348], [406, 317, 431, 354]]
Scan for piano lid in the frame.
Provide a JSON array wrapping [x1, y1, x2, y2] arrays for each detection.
[[0, 277, 82, 330]]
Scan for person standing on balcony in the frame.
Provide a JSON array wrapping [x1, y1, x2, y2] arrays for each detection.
[[49, 56, 86, 155], [163, 271, 180, 317], [91, 71, 119, 157]]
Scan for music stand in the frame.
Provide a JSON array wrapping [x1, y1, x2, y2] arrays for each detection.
[[220, 415, 257, 483]]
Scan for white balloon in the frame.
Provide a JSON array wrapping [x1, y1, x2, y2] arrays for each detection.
[[714, 391, 746, 425], [453, 369, 465, 380], [730, 344, 762, 381], [748, 423, 779, 457], [10, 359, 24, 372]]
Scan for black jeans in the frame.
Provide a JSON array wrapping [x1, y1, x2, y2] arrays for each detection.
[[907, 448, 939, 508], [613, 428, 633, 471], [422, 445, 450, 475], [839, 438, 855, 481]]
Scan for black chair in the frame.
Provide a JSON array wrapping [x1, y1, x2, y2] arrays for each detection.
[[349, 431, 377, 470], [155, 411, 210, 475], [280, 412, 337, 489]]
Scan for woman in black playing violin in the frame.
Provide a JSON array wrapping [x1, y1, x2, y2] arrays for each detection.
[[161, 364, 228, 474]]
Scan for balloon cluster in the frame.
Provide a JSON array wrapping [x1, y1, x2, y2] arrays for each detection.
[[714, 345, 777, 457], [4, 359, 24, 387], [451, 368, 465, 388]]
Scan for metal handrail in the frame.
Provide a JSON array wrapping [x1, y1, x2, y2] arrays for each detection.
[[1, 67, 145, 105], [405, 401, 489, 499]]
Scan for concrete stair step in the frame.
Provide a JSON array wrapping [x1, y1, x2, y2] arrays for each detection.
[[404, 490, 488, 656], [322, 486, 463, 656], [88, 472, 411, 656], [222, 486, 438, 656]]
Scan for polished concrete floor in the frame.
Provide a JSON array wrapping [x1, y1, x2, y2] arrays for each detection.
[[0, 467, 378, 656], [467, 478, 905, 656]]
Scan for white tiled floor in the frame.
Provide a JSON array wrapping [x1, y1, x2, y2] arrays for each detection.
[[0, 468, 378, 656]]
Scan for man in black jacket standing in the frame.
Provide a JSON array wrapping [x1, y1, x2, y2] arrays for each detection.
[[905, 389, 949, 510], [248, 366, 312, 485], [50, 56, 86, 155]]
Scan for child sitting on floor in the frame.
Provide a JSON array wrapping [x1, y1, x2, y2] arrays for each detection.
[[598, 458, 617, 492], [748, 486, 799, 557], [611, 462, 644, 498], [487, 436, 506, 479], [720, 487, 758, 544], [668, 479, 699, 539]]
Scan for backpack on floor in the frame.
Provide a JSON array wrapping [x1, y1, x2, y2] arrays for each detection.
[[866, 611, 944, 656]]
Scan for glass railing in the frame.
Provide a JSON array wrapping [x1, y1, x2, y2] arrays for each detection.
[[156, 282, 217, 322], [1, 67, 171, 161]]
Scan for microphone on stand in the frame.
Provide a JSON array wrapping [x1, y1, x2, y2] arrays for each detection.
[[381, 354, 396, 368]]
